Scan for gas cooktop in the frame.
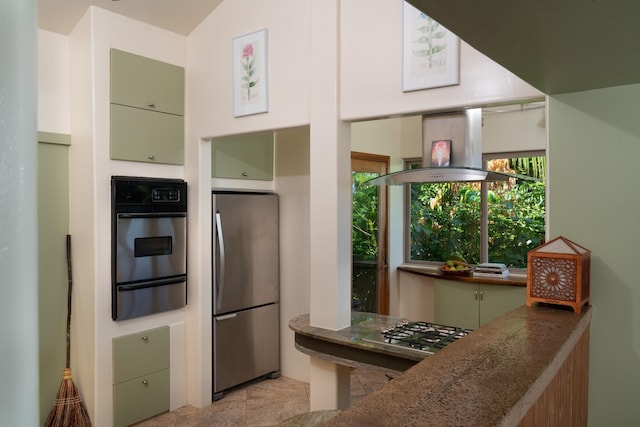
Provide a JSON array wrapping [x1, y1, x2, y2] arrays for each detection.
[[364, 320, 472, 355]]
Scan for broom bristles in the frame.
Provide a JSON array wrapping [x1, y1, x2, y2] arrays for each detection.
[[44, 368, 92, 427]]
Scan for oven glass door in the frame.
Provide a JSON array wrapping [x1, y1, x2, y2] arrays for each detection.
[[116, 213, 187, 283]]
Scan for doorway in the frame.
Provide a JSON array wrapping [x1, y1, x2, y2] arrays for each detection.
[[351, 152, 390, 315]]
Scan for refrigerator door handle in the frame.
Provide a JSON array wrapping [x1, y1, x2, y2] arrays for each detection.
[[215, 313, 237, 321], [215, 211, 226, 312]]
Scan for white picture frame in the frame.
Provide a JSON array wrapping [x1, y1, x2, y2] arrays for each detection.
[[233, 29, 269, 117], [402, 2, 460, 92]]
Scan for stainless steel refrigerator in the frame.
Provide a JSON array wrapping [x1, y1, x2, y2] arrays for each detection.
[[211, 192, 280, 401]]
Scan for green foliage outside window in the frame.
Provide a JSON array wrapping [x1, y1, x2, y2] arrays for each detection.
[[352, 172, 380, 312], [409, 156, 546, 268], [410, 182, 481, 263], [352, 172, 379, 261]]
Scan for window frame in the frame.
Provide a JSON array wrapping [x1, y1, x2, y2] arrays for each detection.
[[404, 149, 546, 272]]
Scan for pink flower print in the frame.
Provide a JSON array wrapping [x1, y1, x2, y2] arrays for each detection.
[[242, 43, 254, 59], [240, 43, 258, 100]]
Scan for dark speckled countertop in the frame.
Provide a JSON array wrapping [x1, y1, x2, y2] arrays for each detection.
[[289, 311, 427, 368], [291, 305, 591, 427]]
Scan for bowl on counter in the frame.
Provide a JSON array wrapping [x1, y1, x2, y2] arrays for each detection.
[[439, 266, 472, 276]]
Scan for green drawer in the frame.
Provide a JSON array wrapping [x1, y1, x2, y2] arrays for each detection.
[[113, 326, 169, 385], [113, 368, 169, 427]]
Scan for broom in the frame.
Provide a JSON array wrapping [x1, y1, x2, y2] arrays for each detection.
[[44, 235, 92, 427]]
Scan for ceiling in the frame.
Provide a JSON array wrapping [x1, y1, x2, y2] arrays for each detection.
[[38, 0, 223, 36], [408, 0, 640, 95], [38, 0, 640, 95]]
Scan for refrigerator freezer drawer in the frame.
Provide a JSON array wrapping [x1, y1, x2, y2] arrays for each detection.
[[213, 303, 280, 396]]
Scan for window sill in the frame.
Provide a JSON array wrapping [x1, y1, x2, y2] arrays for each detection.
[[398, 264, 527, 287]]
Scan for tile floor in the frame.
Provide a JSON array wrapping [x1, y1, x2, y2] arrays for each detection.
[[134, 368, 392, 427]]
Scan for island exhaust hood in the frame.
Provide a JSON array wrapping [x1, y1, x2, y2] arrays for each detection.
[[366, 108, 517, 185]]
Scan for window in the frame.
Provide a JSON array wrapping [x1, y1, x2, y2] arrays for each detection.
[[405, 152, 546, 269]]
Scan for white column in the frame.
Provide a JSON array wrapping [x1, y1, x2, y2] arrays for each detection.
[[0, 0, 39, 424], [310, 358, 352, 411], [308, 0, 352, 410]]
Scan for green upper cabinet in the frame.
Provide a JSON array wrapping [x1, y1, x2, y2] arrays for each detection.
[[212, 133, 274, 180], [110, 48, 184, 115], [110, 48, 185, 165]]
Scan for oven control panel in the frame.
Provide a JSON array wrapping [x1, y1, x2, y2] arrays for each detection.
[[112, 176, 187, 213], [152, 188, 181, 202]]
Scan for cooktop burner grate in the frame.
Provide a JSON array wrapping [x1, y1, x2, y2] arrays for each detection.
[[366, 320, 472, 355]]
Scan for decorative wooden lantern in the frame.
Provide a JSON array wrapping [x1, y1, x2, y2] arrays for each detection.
[[526, 236, 591, 313]]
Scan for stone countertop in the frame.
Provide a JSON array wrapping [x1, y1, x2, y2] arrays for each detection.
[[398, 264, 527, 286], [320, 305, 591, 426], [290, 306, 592, 426], [289, 312, 428, 373], [289, 311, 428, 361]]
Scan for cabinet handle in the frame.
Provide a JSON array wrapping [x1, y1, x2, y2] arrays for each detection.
[[242, 171, 248, 177], [142, 379, 149, 385], [142, 335, 148, 341], [474, 289, 478, 301], [148, 154, 155, 160], [479, 289, 484, 301], [148, 101, 156, 108]]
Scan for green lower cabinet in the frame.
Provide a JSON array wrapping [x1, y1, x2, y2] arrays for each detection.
[[434, 280, 526, 330], [113, 369, 169, 427], [113, 327, 170, 426]]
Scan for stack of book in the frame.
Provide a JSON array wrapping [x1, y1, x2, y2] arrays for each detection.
[[472, 263, 509, 279]]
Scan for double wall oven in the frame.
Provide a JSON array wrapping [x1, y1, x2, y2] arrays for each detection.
[[111, 176, 188, 321]]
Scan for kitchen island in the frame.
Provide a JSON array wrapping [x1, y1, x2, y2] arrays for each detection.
[[290, 304, 591, 426], [290, 312, 428, 374]]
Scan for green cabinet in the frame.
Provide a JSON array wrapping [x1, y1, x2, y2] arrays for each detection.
[[37, 134, 70, 424], [212, 133, 274, 180], [434, 280, 526, 330], [113, 326, 169, 427], [110, 48, 185, 165]]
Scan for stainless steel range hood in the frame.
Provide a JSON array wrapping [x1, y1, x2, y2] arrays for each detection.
[[366, 108, 516, 185]]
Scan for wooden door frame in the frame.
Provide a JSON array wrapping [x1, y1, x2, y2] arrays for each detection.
[[351, 151, 390, 315]]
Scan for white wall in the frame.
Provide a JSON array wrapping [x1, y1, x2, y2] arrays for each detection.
[[274, 126, 311, 382], [38, 30, 70, 134], [483, 106, 546, 153], [187, 0, 311, 139], [340, 0, 542, 122]]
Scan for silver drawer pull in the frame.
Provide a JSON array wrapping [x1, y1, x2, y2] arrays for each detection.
[[142, 336, 148, 341], [148, 102, 155, 108], [142, 379, 149, 385], [148, 154, 155, 160], [242, 171, 248, 177]]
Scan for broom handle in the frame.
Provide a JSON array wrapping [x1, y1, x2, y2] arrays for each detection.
[[66, 234, 72, 369]]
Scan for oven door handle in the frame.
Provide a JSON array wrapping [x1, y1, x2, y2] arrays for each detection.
[[117, 212, 187, 219], [117, 276, 186, 291], [215, 212, 225, 312]]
